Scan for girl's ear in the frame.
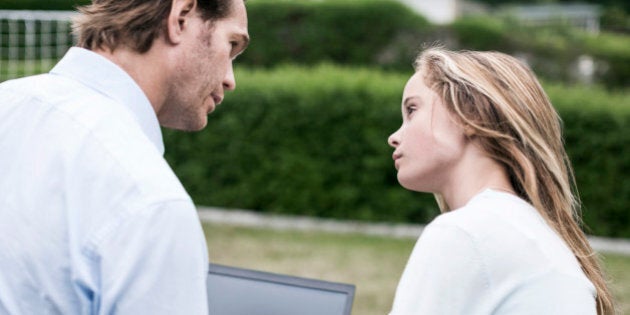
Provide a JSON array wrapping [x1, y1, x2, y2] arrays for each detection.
[[464, 125, 475, 137]]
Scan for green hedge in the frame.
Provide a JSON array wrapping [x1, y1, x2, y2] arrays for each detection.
[[164, 64, 441, 224], [544, 83, 630, 237], [163, 64, 630, 238]]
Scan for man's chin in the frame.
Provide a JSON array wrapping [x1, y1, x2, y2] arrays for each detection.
[[159, 117, 208, 132]]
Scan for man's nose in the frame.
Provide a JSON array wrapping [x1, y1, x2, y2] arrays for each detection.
[[223, 62, 236, 91]]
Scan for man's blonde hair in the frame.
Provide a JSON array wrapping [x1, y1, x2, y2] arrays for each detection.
[[72, 0, 234, 53], [416, 47, 614, 314]]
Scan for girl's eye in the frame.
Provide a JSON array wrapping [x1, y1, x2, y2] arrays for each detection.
[[405, 105, 417, 116]]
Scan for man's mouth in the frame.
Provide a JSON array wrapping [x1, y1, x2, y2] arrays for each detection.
[[211, 94, 223, 106]]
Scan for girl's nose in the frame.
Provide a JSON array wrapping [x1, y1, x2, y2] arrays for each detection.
[[388, 131, 400, 148]]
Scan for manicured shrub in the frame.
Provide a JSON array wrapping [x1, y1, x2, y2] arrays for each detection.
[[164, 64, 441, 224], [545, 83, 630, 237], [163, 64, 630, 237], [4, 0, 627, 235]]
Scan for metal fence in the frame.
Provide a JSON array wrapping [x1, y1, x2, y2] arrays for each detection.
[[0, 10, 76, 81]]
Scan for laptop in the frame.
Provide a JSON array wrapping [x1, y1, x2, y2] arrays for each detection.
[[208, 263, 356, 315]]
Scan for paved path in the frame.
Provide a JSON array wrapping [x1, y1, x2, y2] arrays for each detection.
[[198, 207, 630, 256]]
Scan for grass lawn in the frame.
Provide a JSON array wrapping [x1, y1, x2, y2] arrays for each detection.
[[204, 223, 630, 315], [0, 59, 57, 82]]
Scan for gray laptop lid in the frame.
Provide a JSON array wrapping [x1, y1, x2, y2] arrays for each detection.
[[208, 263, 355, 315]]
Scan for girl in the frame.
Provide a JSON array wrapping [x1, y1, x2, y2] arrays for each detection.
[[387, 48, 614, 314]]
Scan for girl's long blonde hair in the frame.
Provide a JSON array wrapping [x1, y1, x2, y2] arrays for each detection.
[[416, 47, 614, 314]]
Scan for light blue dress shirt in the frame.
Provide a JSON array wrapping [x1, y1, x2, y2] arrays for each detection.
[[0, 47, 209, 314]]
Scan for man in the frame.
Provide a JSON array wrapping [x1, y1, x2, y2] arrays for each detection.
[[0, 0, 249, 313]]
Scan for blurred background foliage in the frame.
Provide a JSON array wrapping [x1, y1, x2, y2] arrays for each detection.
[[2, 0, 629, 237], [162, 64, 630, 237]]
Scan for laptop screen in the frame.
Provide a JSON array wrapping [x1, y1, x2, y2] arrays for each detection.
[[208, 263, 355, 315]]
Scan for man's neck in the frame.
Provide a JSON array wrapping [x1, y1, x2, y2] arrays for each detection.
[[93, 46, 167, 115]]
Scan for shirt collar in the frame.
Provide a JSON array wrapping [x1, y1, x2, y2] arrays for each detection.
[[50, 47, 165, 154]]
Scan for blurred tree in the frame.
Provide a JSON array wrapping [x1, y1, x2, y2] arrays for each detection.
[[472, 0, 629, 12], [0, 0, 89, 10], [557, 0, 629, 12], [601, 6, 630, 34]]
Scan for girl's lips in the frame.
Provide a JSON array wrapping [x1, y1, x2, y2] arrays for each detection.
[[393, 153, 402, 170]]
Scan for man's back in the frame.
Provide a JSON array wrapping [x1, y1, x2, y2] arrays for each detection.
[[0, 48, 209, 314]]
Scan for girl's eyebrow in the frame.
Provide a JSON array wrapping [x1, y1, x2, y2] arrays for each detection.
[[402, 96, 421, 107]]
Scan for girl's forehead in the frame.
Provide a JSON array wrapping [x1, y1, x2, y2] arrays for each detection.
[[403, 73, 422, 94], [403, 72, 434, 101]]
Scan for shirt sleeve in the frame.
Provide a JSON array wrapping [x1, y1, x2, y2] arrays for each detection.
[[87, 200, 209, 315], [389, 224, 490, 315]]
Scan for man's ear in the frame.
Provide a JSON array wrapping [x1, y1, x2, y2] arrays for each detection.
[[165, 0, 196, 45]]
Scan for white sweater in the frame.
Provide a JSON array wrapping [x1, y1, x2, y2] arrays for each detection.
[[390, 189, 596, 315]]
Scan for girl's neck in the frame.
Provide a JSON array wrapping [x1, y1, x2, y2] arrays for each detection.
[[439, 156, 515, 211]]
